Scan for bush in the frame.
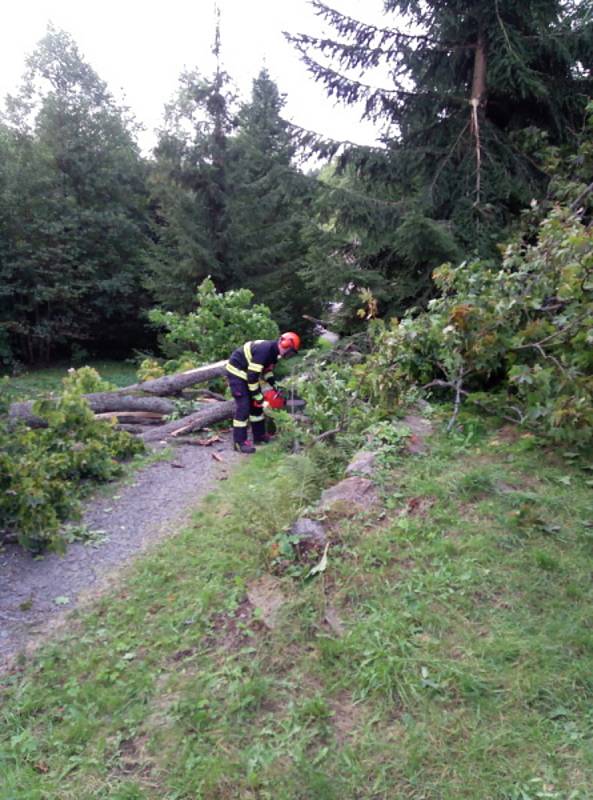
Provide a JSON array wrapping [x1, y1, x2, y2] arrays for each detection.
[[0, 369, 143, 552], [141, 277, 279, 376], [61, 365, 115, 394], [360, 206, 593, 445]]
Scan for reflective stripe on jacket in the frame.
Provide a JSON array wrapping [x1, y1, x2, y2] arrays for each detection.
[[226, 339, 279, 393]]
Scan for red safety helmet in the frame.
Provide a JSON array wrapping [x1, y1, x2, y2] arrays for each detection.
[[279, 331, 301, 353]]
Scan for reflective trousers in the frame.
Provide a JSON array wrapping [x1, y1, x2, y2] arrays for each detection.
[[227, 376, 266, 445]]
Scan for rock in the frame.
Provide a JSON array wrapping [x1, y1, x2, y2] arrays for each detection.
[[289, 518, 327, 549], [319, 477, 379, 515], [345, 450, 377, 478], [246, 575, 286, 630], [402, 415, 433, 455]]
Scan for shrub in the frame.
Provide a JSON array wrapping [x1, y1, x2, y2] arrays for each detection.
[[360, 205, 593, 445], [0, 369, 143, 552], [61, 365, 115, 394], [141, 277, 279, 376]]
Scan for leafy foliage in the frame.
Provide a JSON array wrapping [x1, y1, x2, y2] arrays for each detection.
[[142, 277, 279, 374], [361, 204, 593, 444], [61, 365, 116, 394], [287, 342, 382, 443], [0, 368, 143, 552], [0, 27, 151, 363]]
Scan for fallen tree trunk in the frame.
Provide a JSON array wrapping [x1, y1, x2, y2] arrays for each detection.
[[142, 399, 235, 443], [9, 395, 176, 428], [118, 360, 228, 396], [7, 407, 47, 429], [117, 423, 163, 433], [81, 393, 176, 414], [7, 360, 227, 429], [95, 411, 165, 424]]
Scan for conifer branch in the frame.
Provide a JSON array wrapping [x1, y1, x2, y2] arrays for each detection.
[[287, 121, 385, 156], [495, 0, 518, 58], [570, 181, 593, 212], [293, 50, 467, 119], [284, 32, 405, 71], [309, 0, 463, 49]]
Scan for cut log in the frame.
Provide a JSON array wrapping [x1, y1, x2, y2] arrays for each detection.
[[117, 424, 153, 434], [142, 400, 235, 443], [7, 406, 47, 429], [95, 411, 165, 423], [9, 395, 176, 428], [172, 435, 222, 446], [119, 360, 228, 396], [196, 388, 227, 401], [83, 394, 176, 414], [7, 359, 226, 429]]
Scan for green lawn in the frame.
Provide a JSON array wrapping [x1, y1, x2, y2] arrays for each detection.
[[1, 360, 138, 406], [1, 416, 593, 799]]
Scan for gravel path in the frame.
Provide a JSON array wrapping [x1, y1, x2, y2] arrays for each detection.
[[0, 434, 239, 671]]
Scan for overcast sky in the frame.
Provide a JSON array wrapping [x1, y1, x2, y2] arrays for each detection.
[[0, 0, 390, 154]]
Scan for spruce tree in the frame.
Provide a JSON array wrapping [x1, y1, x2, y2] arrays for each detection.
[[287, 0, 593, 318], [148, 16, 236, 311], [227, 68, 319, 329]]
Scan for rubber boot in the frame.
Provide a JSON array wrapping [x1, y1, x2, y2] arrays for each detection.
[[234, 440, 256, 454]]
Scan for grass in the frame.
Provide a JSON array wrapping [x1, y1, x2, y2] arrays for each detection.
[[1, 360, 138, 405], [1, 415, 593, 799]]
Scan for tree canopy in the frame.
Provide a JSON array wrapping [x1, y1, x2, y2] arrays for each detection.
[[1, 10, 591, 362], [0, 27, 150, 363], [287, 0, 593, 320]]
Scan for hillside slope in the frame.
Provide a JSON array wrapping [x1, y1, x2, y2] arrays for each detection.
[[1, 415, 593, 800]]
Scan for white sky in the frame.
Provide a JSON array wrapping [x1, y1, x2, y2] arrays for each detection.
[[0, 0, 390, 154]]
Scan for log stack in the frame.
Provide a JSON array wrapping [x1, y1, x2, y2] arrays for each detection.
[[8, 360, 235, 442]]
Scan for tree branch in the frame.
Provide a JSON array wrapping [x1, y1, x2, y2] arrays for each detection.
[[308, 0, 474, 50], [570, 181, 593, 212]]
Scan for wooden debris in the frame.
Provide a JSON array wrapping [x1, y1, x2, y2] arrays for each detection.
[[189, 435, 222, 446], [116, 360, 228, 397], [94, 411, 164, 422], [142, 400, 235, 443], [9, 395, 175, 428]]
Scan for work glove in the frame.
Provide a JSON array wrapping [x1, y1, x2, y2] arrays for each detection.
[[252, 392, 264, 408]]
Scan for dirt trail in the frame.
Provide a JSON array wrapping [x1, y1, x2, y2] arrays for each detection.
[[0, 435, 239, 671]]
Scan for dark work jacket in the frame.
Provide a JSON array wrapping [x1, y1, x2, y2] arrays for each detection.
[[226, 340, 279, 395]]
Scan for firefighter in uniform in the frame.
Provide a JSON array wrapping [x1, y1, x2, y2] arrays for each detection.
[[225, 332, 301, 453]]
